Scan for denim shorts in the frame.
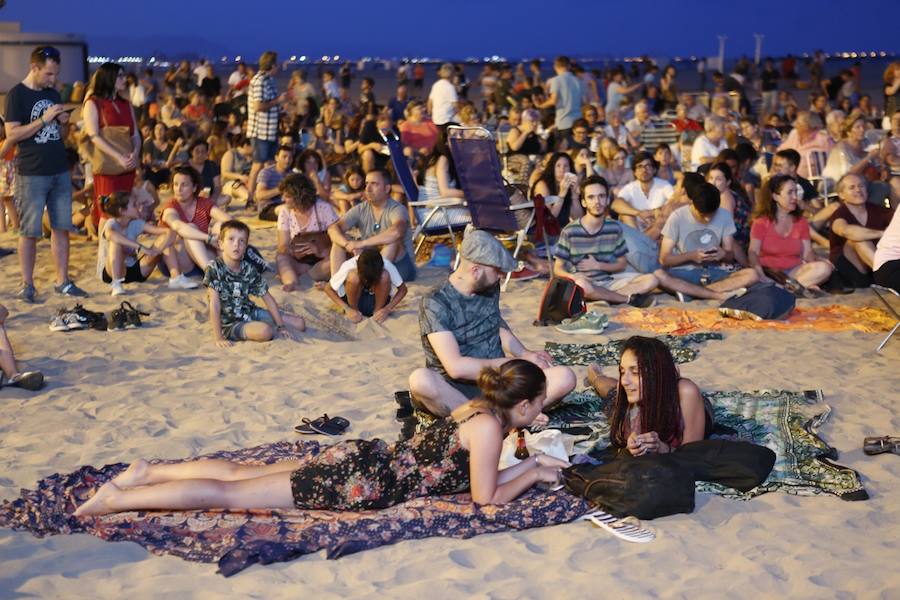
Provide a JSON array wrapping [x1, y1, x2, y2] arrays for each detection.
[[15, 172, 73, 237], [222, 307, 276, 341], [667, 265, 732, 286], [251, 138, 277, 163]]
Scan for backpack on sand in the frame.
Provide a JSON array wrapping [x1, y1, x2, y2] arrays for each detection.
[[533, 194, 586, 326]]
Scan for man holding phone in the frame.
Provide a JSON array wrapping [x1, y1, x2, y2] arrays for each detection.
[[654, 182, 759, 301], [4, 46, 87, 302]]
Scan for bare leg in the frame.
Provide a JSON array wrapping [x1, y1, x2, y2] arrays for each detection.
[[107, 240, 127, 280], [380, 241, 403, 263], [574, 274, 629, 303], [49, 228, 70, 285], [372, 271, 391, 311], [308, 256, 331, 281], [586, 363, 617, 398], [112, 456, 302, 488], [276, 252, 304, 291], [18, 236, 37, 286], [706, 268, 759, 293], [184, 238, 216, 270], [74, 471, 296, 517], [242, 321, 275, 342], [408, 368, 469, 416], [0, 323, 18, 379], [344, 270, 362, 310], [846, 240, 876, 270], [654, 269, 735, 301], [613, 273, 659, 298], [789, 260, 833, 289], [282, 313, 306, 331], [330, 244, 349, 278], [247, 161, 264, 205]]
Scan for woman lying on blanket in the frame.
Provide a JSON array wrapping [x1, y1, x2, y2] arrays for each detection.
[[75, 360, 570, 517], [587, 336, 711, 455]]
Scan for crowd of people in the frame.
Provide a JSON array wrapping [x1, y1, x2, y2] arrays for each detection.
[[1, 46, 898, 515]]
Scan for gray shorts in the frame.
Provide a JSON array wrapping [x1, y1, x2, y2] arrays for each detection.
[[16, 172, 73, 237], [222, 307, 276, 341]]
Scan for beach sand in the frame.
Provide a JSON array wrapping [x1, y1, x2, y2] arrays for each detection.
[[0, 219, 898, 598]]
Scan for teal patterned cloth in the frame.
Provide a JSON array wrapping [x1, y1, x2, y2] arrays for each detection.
[[545, 333, 724, 366], [540, 388, 867, 501]]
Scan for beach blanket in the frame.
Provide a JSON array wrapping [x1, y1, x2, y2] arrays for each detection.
[[546, 332, 723, 366], [613, 305, 895, 335], [0, 441, 590, 576], [540, 388, 867, 501]]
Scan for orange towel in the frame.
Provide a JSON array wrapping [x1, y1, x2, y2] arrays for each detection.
[[615, 305, 896, 335]]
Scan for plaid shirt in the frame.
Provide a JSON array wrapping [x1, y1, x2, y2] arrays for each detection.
[[246, 72, 279, 141]]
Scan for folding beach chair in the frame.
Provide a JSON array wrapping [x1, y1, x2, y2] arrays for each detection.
[[447, 125, 536, 289], [871, 285, 900, 352], [805, 150, 832, 203], [381, 130, 471, 265]]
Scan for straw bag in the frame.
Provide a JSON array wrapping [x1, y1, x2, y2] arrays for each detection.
[[83, 99, 133, 176]]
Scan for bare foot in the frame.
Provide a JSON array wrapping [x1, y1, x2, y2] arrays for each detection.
[[74, 481, 121, 517], [313, 281, 327, 291], [716, 287, 747, 301], [111, 458, 151, 488], [282, 282, 298, 292]]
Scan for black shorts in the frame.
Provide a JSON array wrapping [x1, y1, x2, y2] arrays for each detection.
[[102, 261, 148, 284], [833, 254, 873, 289], [874, 259, 900, 292]]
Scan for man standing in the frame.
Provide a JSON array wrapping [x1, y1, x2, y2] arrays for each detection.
[[535, 56, 583, 149], [4, 46, 87, 302], [409, 228, 575, 417], [246, 51, 285, 208], [327, 169, 417, 282], [427, 63, 458, 127]]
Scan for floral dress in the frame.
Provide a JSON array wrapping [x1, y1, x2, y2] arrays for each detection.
[[290, 417, 472, 510]]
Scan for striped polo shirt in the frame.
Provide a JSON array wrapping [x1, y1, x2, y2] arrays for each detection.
[[555, 217, 627, 276]]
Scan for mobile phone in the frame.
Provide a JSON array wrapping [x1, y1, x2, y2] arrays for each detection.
[[62, 107, 77, 113]]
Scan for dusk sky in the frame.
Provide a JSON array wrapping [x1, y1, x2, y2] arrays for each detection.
[[2, 0, 899, 61]]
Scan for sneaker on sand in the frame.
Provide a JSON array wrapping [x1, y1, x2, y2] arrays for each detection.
[[16, 283, 36, 304], [49, 310, 86, 332], [110, 279, 126, 296], [627, 293, 657, 309], [107, 306, 128, 331], [71, 304, 108, 330], [555, 311, 609, 335], [168, 274, 200, 289], [54, 280, 88, 297]]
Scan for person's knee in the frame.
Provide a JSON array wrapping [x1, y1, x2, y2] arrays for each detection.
[[546, 365, 576, 397], [739, 268, 759, 285], [408, 368, 434, 396]]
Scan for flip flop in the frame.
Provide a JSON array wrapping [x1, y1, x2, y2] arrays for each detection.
[[863, 436, 900, 456], [580, 510, 656, 543], [294, 414, 350, 436]]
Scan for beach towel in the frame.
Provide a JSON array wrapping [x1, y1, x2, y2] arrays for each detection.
[[0, 441, 589, 576], [546, 332, 723, 366], [540, 388, 867, 501], [613, 305, 896, 335]]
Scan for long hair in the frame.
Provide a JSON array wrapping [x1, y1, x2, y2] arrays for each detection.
[[608, 336, 681, 448], [418, 126, 458, 186], [86, 62, 125, 102], [753, 174, 800, 222], [475, 360, 546, 429], [537, 151, 574, 196]]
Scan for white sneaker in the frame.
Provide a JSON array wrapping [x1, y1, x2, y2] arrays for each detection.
[[168, 274, 200, 290], [110, 279, 126, 296]]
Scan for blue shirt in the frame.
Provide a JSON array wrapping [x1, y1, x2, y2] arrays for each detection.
[[548, 71, 583, 130]]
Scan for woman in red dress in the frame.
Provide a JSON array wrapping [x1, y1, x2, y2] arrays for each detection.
[[83, 62, 141, 229]]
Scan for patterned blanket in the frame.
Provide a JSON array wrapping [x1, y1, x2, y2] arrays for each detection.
[[614, 305, 895, 335], [0, 441, 589, 576], [546, 333, 723, 366], [541, 388, 867, 501]]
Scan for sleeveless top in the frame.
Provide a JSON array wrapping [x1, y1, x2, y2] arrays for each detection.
[[289, 414, 477, 511], [159, 196, 215, 233]]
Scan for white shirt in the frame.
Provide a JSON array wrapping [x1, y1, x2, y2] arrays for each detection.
[[428, 78, 458, 126], [329, 255, 403, 297], [617, 178, 674, 212], [874, 207, 900, 272], [690, 135, 728, 170]]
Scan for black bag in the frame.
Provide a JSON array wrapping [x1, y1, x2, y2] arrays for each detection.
[[719, 283, 796, 321], [532, 193, 586, 326], [564, 455, 696, 519], [564, 440, 776, 519], [536, 276, 586, 326]]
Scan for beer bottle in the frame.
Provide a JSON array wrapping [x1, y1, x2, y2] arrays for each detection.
[[514, 429, 530, 460]]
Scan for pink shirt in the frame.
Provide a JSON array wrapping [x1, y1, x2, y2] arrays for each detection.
[[750, 216, 810, 271], [399, 120, 439, 154], [276, 200, 338, 238], [874, 208, 900, 272], [777, 129, 834, 178]]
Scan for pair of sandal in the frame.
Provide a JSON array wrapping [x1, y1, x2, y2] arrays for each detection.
[[863, 436, 900, 456], [763, 268, 826, 299], [295, 414, 350, 436]]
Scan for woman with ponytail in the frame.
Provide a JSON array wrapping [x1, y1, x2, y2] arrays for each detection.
[[75, 360, 569, 517], [587, 336, 709, 455]]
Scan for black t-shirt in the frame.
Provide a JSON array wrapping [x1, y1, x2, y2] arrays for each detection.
[[3, 83, 68, 176], [826, 76, 844, 101], [761, 68, 779, 92]]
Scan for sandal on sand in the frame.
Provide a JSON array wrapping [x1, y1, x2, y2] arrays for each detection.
[[580, 510, 656, 543], [0, 371, 45, 391], [295, 414, 350, 435], [863, 436, 900, 456]]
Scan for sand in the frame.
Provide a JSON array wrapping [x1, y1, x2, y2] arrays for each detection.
[[0, 219, 898, 599]]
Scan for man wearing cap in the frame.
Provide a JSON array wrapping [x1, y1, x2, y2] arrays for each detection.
[[409, 228, 576, 418], [427, 63, 458, 127]]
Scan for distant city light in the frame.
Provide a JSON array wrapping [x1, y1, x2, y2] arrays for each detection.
[[300, 55, 307, 61]]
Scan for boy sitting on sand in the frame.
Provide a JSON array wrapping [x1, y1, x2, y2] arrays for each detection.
[[204, 220, 305, 348], [323, 248, 408, 323]]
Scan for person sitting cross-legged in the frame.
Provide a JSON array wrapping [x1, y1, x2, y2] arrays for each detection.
[[323, 248, 408, 324], [554, 175, 658, 308], [653, 182, 759, 301], [408, 228, 576, 422]]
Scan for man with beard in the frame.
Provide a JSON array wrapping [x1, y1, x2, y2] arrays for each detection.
[[555, 175, 659, 307], [409, 228, 575, 418]]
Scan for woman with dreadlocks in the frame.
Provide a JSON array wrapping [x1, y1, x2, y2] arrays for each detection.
[[586, 336, 710, 455]]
